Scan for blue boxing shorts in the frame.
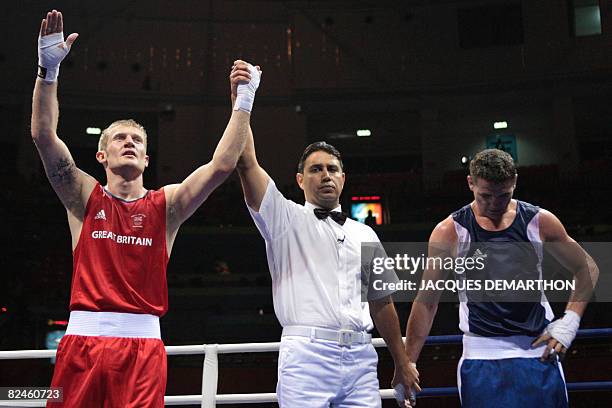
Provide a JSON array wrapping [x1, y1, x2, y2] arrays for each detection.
[[458, 357, 568, 408]]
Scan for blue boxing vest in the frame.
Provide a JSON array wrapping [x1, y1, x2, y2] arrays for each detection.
[[451, 200, 555, 337]]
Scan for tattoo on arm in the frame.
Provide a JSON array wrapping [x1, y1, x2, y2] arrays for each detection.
[[50, 157, 76, 185], [168, 203, 177, 221]]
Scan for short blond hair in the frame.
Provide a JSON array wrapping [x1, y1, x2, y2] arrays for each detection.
[[98, 119, 148, 152]]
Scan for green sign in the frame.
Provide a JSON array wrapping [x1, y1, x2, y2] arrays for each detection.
[[486, 134, 517, 162]]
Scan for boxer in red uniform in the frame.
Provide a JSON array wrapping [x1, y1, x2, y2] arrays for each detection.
[[32, 10, 261, 407]]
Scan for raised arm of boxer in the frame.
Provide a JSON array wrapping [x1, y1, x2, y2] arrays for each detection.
[[31, 10, 97, 245], [231, 61, 270, 212]]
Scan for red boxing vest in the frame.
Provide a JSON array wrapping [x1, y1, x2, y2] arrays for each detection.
[[70, 183, 169, 316]]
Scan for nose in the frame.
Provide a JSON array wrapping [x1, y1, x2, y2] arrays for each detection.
[[124, 136, 136, 147], [321, 169, 331, 180]]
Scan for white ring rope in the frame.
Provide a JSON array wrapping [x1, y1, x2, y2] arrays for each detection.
[[0, 338, 398, 407]]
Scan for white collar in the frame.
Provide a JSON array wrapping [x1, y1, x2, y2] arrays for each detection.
[[304, 201, 342, 212]]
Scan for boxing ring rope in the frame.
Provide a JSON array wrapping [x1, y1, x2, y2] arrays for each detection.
[[0, 329, 611, 407]]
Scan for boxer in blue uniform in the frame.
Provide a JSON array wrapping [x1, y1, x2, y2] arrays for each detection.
[[403, 149, 597, 407]]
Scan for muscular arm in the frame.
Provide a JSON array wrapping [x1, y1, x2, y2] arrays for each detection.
[[231, 59, 269, 213], [31, 15, 95, 222], [405, 301, 438, 363], [539, 210, 598, 317], [405, 217, 456, 363], [530, 209, 598, 360]]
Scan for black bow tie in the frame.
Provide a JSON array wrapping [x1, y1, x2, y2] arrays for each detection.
[[314, 208, 347, 225]]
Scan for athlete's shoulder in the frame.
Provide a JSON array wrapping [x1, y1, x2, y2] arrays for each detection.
[[537, 208, 570, 242], [431, 215, 457, 242]]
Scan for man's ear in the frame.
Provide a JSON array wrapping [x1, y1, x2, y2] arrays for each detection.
[[96, 150, 106, 164], [296, 173, 304, 190]]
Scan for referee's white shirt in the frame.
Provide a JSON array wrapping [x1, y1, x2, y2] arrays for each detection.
[[248, 179, 391, 332]]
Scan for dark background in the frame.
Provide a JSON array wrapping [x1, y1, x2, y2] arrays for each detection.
[[1, 1, 611, 406]]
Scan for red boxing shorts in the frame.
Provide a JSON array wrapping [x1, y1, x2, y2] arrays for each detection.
[[47, 311, 166, 408], [47, 334, 166, 407]]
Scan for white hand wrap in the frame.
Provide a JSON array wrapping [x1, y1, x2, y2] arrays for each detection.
[[545, 310, 581, 348], [394, 384, 417, 407], [233, 63, 260, 113], [38, 32, 72, 82]]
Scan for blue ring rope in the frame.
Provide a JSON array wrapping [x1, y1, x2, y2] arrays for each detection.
[[423, 328, 612, 345], [416, 382, 612, 397]]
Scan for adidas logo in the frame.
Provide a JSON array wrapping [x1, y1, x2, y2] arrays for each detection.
[[473, 248, 487, 258], [94, 209, 107, 221]]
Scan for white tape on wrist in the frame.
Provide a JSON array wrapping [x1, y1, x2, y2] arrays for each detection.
[[546, 310, 581, 348], [233, 64, 260, 113], [394, 384, 416, 407], [393, 361, 418, 407], [38, 32, 70, 82]]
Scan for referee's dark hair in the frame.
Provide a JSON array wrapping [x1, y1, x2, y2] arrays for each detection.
[[297, 141, 343, 173]]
